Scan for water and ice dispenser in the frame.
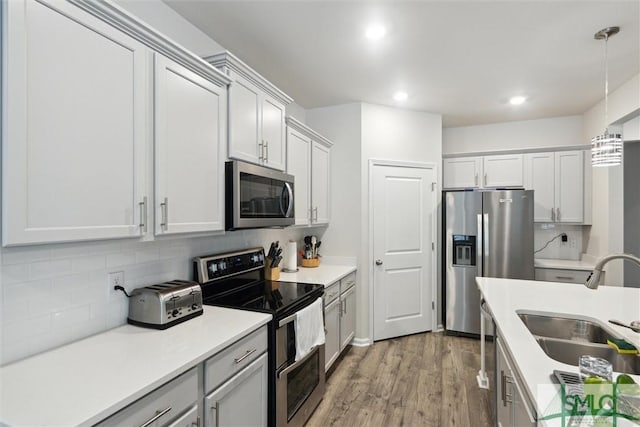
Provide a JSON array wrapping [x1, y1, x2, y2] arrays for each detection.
[[452, 235, 476, 266]]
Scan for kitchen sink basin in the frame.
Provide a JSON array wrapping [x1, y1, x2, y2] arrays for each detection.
[[536, 337, 640, 375], [518, 312, 617, 344]]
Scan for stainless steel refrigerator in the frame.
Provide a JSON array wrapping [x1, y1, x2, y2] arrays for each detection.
[[444, 190, 534, 335]]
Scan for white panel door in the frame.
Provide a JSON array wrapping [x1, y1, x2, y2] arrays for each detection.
[[261, 97, 286, 171], [228, 75, 260, 165], [286, 128, 311, 225], [155, 54, 226, 235], [555, 151, 584, 223], [205, 353, 268, 427], [372, 164, 435, 341], [443, 157, 481, 189], [483, 154, 524, 188], [3, 0, 148, 245], [524, 152, 555, 222], [311, 141, 331, 224]]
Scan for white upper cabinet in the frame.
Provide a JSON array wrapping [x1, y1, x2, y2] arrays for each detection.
[[524, 150, 585, 223], [154, 54, 228, 235], [207, 52, 292, 171], [286, 127, 312, 226], [2, 0, 149, 246], [286, 117, 332, 226], [482, 154, 524, 188], [2, 0, 231, 246], [443, 157, 482, 189], [443, 154, 523, 189]]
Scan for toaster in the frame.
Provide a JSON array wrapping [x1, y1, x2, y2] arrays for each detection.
[[127, 280, 203, 329]]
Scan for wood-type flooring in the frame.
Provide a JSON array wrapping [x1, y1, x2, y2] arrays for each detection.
[[307, 332, 495, 427]]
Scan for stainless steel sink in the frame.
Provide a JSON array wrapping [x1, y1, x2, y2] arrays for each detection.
[[518, 313, 616, 344], [516, 312, 640, 376], [536, 337, 640, 375]]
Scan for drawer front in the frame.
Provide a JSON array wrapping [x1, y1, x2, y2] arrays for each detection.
[[535, 268, 591, 284], [205, 325, 268, 393], [340, 272, 356, 293], [97, 367, 198, 427], [324, 282, 340, 305]]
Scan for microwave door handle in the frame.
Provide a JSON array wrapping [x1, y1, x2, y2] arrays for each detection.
[[281, 182, 293, 218]]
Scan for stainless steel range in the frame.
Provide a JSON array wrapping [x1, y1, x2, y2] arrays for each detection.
[[194, 248, 325, 427]]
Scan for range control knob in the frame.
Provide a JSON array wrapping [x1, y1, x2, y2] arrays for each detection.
[[172, 309, 180, 317], [191, 304, 199, 311]]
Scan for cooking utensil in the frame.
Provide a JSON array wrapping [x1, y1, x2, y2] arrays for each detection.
[[609, 319, 640, 333], [311, 236, 317, 257]]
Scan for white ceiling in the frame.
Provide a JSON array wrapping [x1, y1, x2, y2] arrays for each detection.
[[165, 1, 640, 127]]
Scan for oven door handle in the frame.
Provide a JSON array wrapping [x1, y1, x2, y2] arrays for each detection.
[[278, 313, 297, 328], [277, 345, 320, 379]]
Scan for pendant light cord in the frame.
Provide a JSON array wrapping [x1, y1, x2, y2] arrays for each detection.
[[604, 33, 609, 131]]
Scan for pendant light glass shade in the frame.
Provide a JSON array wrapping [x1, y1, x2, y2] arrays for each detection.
[[591, 26, 622, 167], [591, 130, 623, 167]]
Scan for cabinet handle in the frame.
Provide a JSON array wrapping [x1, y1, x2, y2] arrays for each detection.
[[160, 197, 169, 231], [483, 172, 487, 186], [194, 416, 201, 427], [265, 141, 269, 163], [138, 196, 147, 233], [556, 207, 560, 221], [212, 401, 220, 427], [474, 173, 478, 186], [138, 407, 171, 427], [234, 348, 257, 364], [555, 276, 574, 281], [551, 207, 555, 222], [500, 370, 507, 406], [314, 206, 318, 222], [504, 375, 514, 404]]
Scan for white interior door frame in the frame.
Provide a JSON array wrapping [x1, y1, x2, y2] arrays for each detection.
[[368, 159, 439, 341]]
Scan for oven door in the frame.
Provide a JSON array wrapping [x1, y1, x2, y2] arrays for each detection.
[[276, 343, 325, 427], [226, 161, 295, 230]]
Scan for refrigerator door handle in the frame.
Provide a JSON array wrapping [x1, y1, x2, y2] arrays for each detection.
[[477, 214, 484, 276], [483, 213, 489, 275]]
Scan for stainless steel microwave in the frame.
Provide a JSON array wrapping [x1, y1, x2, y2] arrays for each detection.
[[225, 161, 295, 230]]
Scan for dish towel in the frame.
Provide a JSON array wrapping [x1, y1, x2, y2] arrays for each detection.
[[295, 297, 325, 362]]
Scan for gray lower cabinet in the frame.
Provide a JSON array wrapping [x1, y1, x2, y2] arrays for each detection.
[[323, 272, 357, 372], [496, 337, 536, 427], [96, 368, 199, 427], [204, 353, 268, 427]]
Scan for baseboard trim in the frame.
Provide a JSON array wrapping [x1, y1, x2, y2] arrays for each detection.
[[351, 337, 372, 347]]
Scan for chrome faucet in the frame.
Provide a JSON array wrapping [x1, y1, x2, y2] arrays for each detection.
[[585, 253, 640, 289]]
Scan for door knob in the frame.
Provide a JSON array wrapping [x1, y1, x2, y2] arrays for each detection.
[[375, 259, 383, 266]]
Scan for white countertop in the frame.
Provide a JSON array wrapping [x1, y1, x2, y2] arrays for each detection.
[[535, 258, 596, 271], [477, 277, 640, 426], [0, 306, 271, 427], [279, 264, 356, 286]]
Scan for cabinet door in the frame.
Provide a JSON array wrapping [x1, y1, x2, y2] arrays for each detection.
[[261, 97, 286, 171], [228, 74, 261, 165], [324, 298, 341, 372], [339, 286, 356, 351], [496, 338, 511, 427], [3, 0, 148, 245], [555, 151, 584, 223], [524, 152, 555, 222], [311, 141, 331, 224], [155, 55, 226, 235], [286, 128, 311, 225], [205, 353, 268, 427], [483, 154, 523, 188], [443, 157, 482, 189]]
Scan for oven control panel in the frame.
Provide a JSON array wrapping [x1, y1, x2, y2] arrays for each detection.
[[194, 248, 265, 283]]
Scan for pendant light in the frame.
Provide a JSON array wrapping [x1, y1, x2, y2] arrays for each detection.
[[591, 26, 623, 167]]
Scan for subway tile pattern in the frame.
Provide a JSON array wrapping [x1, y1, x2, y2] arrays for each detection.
[[0, 228, 308, 365]]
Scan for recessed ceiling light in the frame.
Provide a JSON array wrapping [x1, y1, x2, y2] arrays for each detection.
[[365, 24, 386, 40], [509, 96, 527, 106], [393, 91, 408, 101]]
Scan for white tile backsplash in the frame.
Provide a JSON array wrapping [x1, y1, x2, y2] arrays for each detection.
[[534, 223, 584, 260], [0, 227, 312, 365]]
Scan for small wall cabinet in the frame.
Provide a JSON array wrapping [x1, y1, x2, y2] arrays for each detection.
[[207, 52, 293, 171], [443, 154, 523, 189], [286, 117, 333, 226], [524, 150, 586, 223], [323, 272, 356, 372]]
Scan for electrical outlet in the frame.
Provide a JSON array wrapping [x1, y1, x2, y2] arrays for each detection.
[[108, 271, 125, 300]]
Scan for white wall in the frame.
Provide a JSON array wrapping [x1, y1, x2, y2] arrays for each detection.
[[443, 115, 584, 155]]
